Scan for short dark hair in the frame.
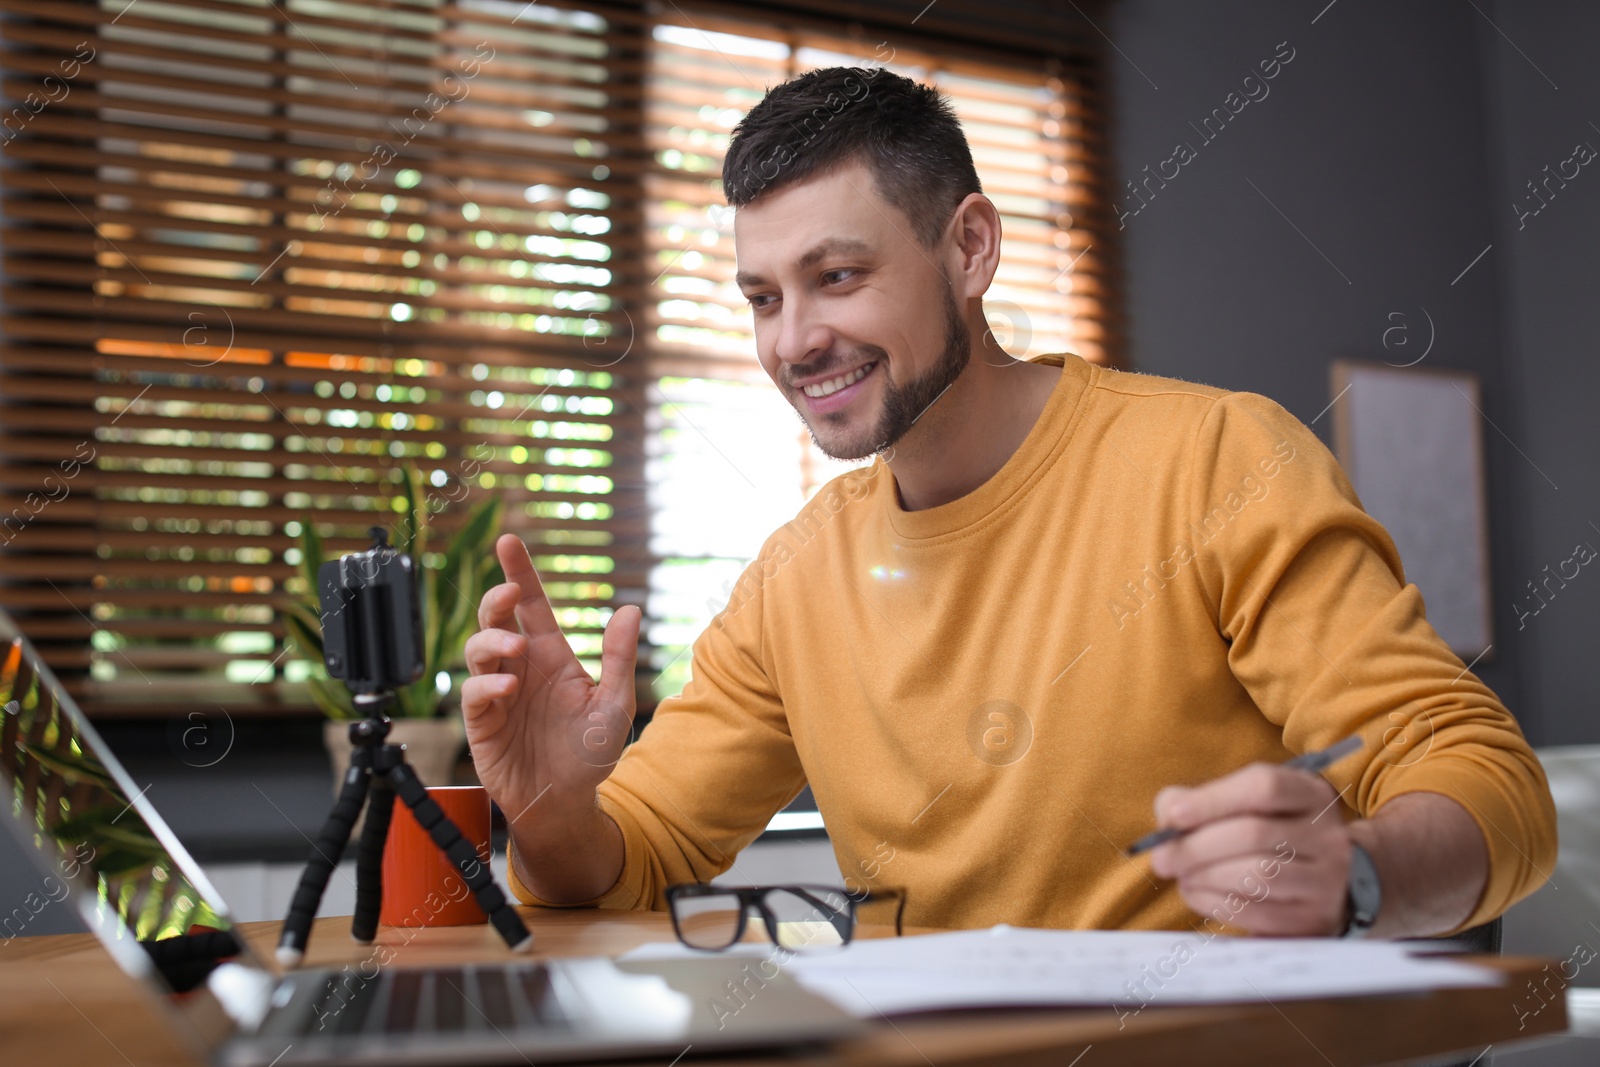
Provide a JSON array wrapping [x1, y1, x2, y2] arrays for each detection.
[[722, 67, 981, 247]]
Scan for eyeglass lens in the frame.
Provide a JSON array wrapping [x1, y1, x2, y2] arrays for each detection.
[[763, 886, 852, 949], [672, 892, 750, 950], [672, 887, 855, 951]]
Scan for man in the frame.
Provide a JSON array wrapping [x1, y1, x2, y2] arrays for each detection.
[[463, 68, 1555, 938]]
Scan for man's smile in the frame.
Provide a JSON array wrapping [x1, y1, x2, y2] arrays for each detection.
[[795, 360, 879, 413]]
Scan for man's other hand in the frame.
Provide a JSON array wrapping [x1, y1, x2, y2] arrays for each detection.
[[1147, 763, 1351, 936]]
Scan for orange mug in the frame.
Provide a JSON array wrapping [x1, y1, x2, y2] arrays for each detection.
[[380, 785, 492, 928]]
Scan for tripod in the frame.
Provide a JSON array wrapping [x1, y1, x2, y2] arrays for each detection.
[[275, 691, 533, 966]]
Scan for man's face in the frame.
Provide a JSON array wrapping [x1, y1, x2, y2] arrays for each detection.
[[733, 161, 970, 460]]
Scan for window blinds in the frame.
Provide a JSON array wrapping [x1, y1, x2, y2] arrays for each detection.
[[0, 0, 1117, 717]]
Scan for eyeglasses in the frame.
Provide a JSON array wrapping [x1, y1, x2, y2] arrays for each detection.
[[665, 883, 905, 952]]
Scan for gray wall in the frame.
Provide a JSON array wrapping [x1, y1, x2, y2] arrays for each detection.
[[1107, 0, 1599, 746], [1476, 1, 1600, 748]]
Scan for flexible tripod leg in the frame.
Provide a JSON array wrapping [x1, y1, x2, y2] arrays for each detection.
[[277, 752, 372, 966], [350, 776, 394, 945], [386, 761, 533, 953]]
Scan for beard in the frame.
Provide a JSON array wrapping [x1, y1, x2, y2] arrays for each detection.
[[787, 284, 971, 461]]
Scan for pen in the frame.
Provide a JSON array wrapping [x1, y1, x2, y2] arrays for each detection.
[[1124, 734, 1365, 857]]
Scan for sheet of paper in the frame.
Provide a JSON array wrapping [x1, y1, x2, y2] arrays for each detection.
[[621, 925, 1503, 1018]]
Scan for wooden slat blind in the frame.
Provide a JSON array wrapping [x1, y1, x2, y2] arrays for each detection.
[[0, 0, 1118, 718], [0, 0, 653, 715]]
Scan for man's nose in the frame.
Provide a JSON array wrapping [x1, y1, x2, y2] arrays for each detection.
[[772, 293, 829, 366]]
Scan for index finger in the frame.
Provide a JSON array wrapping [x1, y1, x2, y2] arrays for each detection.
[[494, 532, 565, 641], [1154, 763, 1337, 832]]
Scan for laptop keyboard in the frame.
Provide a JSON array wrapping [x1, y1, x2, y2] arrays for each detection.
[[303, 964, 571, 1038]]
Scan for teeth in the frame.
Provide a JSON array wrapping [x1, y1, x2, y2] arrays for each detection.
[[803, 363, 873, 398]]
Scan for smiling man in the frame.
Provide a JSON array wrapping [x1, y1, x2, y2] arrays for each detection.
[[463, 68, 1556, 938]]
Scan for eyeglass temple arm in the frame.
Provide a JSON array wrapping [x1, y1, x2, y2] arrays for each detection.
[[843, 888, 907, 936], [886, 890, 906, 935]]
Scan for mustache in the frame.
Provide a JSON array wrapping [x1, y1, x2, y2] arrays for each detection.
[[781, 346, 888, 390]]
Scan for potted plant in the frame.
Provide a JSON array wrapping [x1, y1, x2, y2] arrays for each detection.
[[282, 464, 504, 792]]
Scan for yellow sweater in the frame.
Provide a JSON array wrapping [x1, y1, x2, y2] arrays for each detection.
[[509, 353, 1557, 933]]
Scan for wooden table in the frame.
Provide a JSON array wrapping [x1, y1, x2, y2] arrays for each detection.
[[0, 907, 1570, 1066]]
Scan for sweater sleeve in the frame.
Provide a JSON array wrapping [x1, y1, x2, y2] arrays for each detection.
[[1185, 391, 1557, 930], [506, 538, 806, 911]]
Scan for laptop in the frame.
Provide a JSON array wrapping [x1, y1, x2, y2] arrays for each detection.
[[0, 610, 863, 1065]]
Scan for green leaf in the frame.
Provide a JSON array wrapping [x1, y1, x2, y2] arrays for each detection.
[[420, 558, 442, 686], [477, 551, 505, 592], [394, 463, 427, 556], [21, 742, 117, 791], [282, 600, 323, 661], [428, 562, 454, 669], [299, 519, 325, 598], [436, 495, 504, 674], [188, 896, 225, 933], [82, 821, 169, 853], [145, 888, 200, 941], [307, 675, 357, 720], [435, 551, 479, 673], [92, 848, 163, 880], [395, 674, 435, 719], [49, 806, 139, 843], [441, 494, 503, 585]]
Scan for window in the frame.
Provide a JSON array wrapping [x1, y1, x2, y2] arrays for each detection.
[[0, 0, 1116, 718], [641, 11, 1116, 701]]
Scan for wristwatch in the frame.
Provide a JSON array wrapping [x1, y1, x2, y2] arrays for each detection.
[[1342, 842, 1382, 938]]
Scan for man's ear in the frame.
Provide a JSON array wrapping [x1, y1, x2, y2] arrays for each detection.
[[946, 193, 1002, 300]]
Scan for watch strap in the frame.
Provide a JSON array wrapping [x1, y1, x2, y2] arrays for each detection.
[[1342, 841, 1382, 938]]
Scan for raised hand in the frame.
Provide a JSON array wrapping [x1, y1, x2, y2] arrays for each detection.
[[461, 534, 637, 897]]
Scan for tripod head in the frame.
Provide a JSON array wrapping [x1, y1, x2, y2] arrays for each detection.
[[317, 525, 424, 713]]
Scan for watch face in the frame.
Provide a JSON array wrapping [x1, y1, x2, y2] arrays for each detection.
[[1347, 843, 1382, 933]]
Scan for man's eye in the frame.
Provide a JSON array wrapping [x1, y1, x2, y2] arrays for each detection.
[[822, 269, 856, 285], [747, 294, 776, 310]]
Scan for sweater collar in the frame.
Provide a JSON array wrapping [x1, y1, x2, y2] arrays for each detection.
[[875, 352, 1094, 542]]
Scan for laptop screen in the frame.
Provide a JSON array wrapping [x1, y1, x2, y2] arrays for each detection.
[[0, 609, 276, 1053]]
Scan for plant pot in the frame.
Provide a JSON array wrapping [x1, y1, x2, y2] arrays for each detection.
[[322, 716, 468, 798]]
